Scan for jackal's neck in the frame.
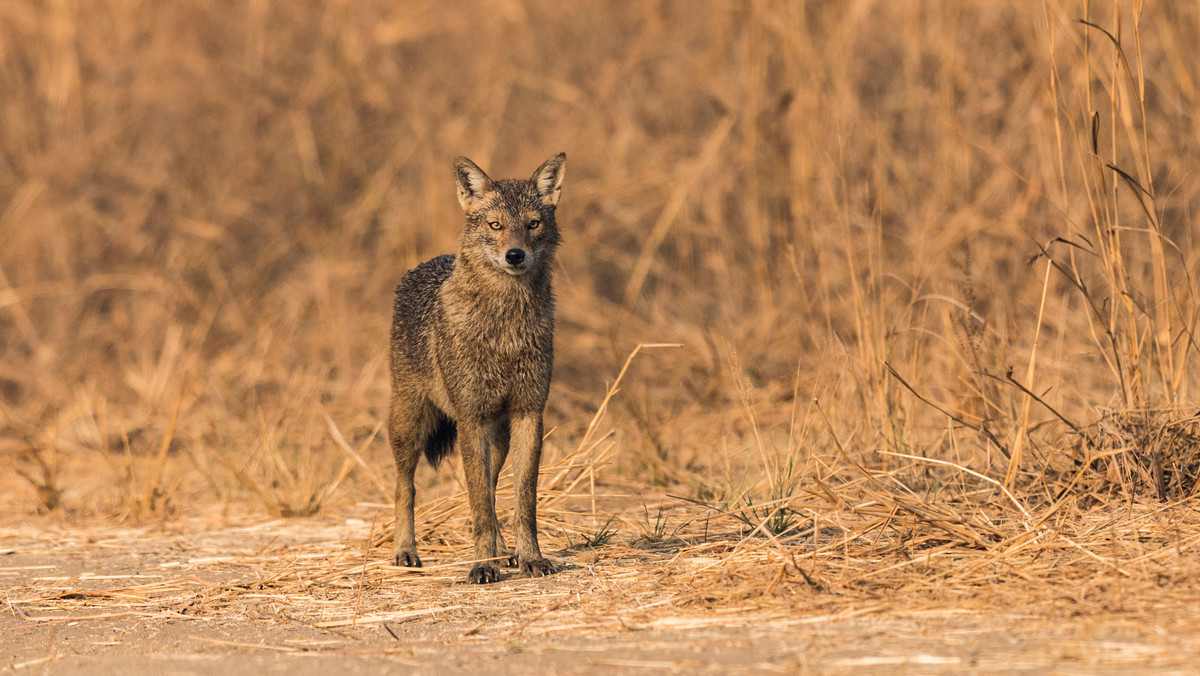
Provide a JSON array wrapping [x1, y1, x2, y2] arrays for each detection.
[[447, 250, 554, 317]]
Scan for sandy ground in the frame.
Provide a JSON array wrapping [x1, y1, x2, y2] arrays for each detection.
[[2, 511, 1197, 675]]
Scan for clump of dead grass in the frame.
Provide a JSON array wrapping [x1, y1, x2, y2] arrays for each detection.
[[1078, 408, 1200, 501]]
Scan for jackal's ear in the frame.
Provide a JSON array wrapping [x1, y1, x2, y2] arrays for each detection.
[[530, 152, 566, 207], [453, 156, 495, 211]]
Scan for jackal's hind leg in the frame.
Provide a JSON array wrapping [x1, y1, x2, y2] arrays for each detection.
[[390, 396, 429, 568]]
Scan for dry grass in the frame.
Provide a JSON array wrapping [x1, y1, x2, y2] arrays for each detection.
[[2, 0, 1200, 666], [4, 488, 1200, 665]]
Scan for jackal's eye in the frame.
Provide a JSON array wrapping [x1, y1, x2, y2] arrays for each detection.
[[487, 220, 502, 231], [527, 219, 541, 230]]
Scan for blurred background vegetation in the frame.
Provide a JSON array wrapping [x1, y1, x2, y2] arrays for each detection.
[[1, 0, 1197, 518]]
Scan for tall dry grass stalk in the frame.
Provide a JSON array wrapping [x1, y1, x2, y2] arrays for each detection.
[[0, 1, 1197, 517]]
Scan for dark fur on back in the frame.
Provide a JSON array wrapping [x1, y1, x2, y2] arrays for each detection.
[[391, 254, 459, 465], [391, 254, 455, 369]]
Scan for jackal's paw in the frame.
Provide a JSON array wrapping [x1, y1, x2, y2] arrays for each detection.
[[393, 549, 422, 568], [499, 550, 519, 568], [519, 558, 556, 578], [467, 563, 501, 584]]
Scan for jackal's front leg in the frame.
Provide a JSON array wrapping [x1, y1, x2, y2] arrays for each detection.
[[488, 418, 517, 567], [511, 412, 554, 577], [460, 419, 501, 583]]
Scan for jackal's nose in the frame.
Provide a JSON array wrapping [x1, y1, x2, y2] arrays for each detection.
[[505, 249, 526, 265]]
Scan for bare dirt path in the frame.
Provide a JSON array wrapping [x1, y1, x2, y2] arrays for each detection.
[[3, 510, 1198, 674]]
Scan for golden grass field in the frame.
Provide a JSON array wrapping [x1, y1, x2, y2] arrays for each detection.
[[3, 0, 1200, 671]]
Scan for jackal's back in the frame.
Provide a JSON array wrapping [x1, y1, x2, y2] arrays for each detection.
[[390, 253, 455, 375]]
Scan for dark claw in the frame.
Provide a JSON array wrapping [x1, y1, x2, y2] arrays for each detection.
[[394, 550, 422, 568], [519, 558, 556, 578], [467, 564, 501, 584]]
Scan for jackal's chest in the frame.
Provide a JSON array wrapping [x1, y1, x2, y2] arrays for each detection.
[[442, 287, 550, 348], [435, 306, 552, 406], [447, 311, 550, 365]]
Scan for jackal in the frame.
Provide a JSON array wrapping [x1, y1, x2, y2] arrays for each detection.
[[388, 153, 566, 584]]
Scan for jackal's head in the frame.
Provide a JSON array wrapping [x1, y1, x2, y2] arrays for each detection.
[[453, 153, 566, 277]]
